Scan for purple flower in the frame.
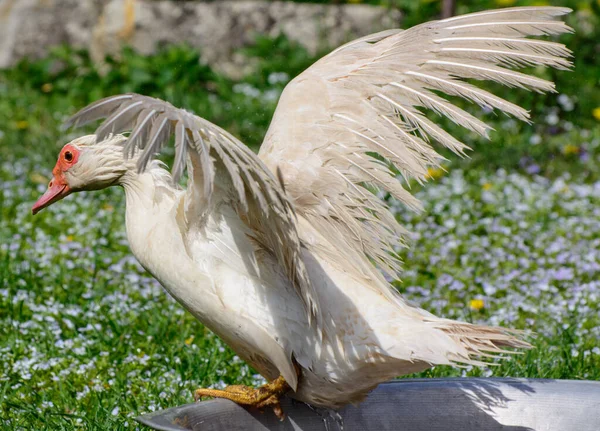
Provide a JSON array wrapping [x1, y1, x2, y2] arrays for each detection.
[[525, 163, 541, 175], [553, 267, 574, 281]]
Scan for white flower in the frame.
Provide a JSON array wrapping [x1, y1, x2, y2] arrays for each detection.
[[529, 134, 542, 145]]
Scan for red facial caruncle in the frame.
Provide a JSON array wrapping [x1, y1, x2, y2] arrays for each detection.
[[32, 144, 80, 215]]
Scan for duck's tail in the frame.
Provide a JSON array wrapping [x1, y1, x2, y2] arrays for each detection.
[[379, 313, 531, 370], [427, 319, 531, 367]]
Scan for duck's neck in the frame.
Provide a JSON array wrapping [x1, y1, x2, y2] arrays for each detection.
[[119, 166, 180, 264], [122, 170, 160, 211], [120, 162, 175, 203], [118, 165, 219, 321]]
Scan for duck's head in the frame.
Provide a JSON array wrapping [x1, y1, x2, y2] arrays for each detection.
[[32, 134, 130, 215]]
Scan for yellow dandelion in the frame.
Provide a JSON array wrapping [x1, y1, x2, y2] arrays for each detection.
[[469, 299, 485, 311], [185, 335, 195, 345], [16, 120, 28, 130], [66, 235, 74, 242], [593, 107, 600, 121], [102, 203, 114, 212], [563, 144, 579, 156], [495, 0, 516, 5], [41, 83, 53, 93], [482, 183, 492, 191], [426, 167, 445, 180]]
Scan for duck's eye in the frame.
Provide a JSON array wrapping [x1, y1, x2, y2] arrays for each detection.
[[64, 151, 73, 162]]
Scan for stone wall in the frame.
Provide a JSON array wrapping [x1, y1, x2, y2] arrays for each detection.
[[0, 0, 401, 75]]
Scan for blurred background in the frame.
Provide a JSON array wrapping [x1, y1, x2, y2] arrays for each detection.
[[1, 0, 599, 172], [0, 1, 599, 430]]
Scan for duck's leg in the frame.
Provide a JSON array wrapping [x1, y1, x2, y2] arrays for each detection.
[[193, 375, 291, 420]]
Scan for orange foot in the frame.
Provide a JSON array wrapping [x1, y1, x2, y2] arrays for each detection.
[[194, 375, 291, 421]]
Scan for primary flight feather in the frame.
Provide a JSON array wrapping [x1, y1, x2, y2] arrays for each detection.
[[33, 6, 572, 417]]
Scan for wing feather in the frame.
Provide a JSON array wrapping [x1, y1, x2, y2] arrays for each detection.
[[125, 108, 157, 157], [187, 128, 215, 200], [173, 120, 188, 181], [259, 6, 571, 291], [95, 100, 145, 139], [63, 94, 132, 129], [424, 59, 557, 92]]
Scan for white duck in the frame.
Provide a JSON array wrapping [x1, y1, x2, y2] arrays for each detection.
[[32, 6, 571, 418]]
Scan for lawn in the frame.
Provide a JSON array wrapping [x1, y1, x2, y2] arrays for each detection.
[[1, 1, 600, 429]]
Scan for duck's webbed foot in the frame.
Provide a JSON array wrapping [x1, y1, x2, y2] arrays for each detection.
[[193, 375, 291, 420]]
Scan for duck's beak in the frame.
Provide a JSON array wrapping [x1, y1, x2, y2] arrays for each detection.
[[32, 176, 71, 215]]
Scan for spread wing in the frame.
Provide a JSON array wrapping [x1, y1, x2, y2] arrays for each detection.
[[64, 94, 320, 324], [259, 6, 572, 283]]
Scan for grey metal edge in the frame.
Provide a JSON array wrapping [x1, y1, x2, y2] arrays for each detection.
[[136, 378, 600, 431]]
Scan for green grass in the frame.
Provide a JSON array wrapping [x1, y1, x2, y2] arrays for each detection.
[[1, 2, 600, 429]]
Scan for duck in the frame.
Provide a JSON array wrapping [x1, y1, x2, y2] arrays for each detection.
[[32, 6, 572, 419]]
